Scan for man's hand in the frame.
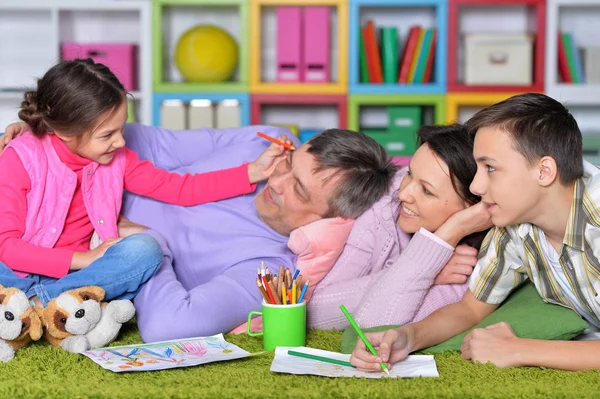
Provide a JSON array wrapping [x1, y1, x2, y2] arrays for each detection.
[[247, 135, 293, 183], [350, 328, 413, 372], [118, 215, 149, 238], [434, 244, 478, 285], [460, 322, 523, 368], [0, 122, 30, 155]]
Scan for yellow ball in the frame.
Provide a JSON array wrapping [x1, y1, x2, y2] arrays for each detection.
[[174, 25, 238, 83]]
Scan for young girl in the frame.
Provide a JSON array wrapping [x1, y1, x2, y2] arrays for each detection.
[[0, 58, 290, 310]]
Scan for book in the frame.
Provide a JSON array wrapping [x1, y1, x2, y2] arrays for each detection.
[[362, 20, 383, 83], [380, 27, 399, 84], [398, 26, 421, 84]]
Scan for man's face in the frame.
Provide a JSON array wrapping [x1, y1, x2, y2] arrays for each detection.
[[470, 126, 541, 227], [255, 144, 341, 236]]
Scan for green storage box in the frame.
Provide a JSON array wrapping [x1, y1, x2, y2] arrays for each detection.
[[362, 106, 421, 156]]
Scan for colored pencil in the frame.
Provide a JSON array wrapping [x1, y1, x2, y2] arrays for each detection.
[[340, 304, 390, 376], [257, 131, 296, 151], [291, 269, 300, 282], [278, 265, 285, 294], [297, 279, 309, 303], [268, 280, 282, 304], [291, 282, 297, 305], [256, 278, 270, 303], [262, 276, 276, 304], [282, 285, 288, 305], [288, 350, 355, 368]]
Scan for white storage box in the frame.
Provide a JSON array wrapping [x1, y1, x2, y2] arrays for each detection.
[[464, 33, 534, 86]]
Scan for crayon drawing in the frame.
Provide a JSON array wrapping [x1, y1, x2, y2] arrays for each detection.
[[83, 333, 256, 372], [271, 347, 439, 379]]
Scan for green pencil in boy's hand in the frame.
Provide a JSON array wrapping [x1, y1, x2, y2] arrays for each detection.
[[340, 304, 391, 376]]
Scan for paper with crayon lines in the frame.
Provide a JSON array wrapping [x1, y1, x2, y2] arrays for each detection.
[[83, 334, 258, 372], [271, 347, 438, 378]]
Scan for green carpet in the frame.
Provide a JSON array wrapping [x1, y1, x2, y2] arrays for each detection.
[[1, 321, 600, 399]]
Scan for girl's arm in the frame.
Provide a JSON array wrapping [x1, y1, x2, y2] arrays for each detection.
[[0, 148, 73, 278], [123, 135, 290, 206]]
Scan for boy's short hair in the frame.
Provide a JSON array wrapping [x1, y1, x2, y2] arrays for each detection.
[[465, 93, 583, 185]]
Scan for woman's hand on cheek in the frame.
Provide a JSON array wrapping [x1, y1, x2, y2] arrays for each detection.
[[435, 202, 493, 246]]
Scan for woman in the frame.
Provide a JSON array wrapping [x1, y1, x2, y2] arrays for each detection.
[[308, 123, 493, 329]]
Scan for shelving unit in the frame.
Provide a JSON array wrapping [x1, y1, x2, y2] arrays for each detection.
[[152, 0, 249, 93], [249, 0, 348, 94], [0, 0, 152, 131], [251, 95, 347, 133], [447, 0, 545, 93], [545, 0, 600, 104], [445, 92, 522, 123], [152, 93, 250, 127], [3, 0, 600, 159], [348, 0, 448, 94]]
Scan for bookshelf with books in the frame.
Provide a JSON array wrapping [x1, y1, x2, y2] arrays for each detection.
[[349, 0, 447, 94], [545, 0, 600, 105]]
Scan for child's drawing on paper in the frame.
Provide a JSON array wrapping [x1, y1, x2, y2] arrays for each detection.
[[83, 333, 255, 372]]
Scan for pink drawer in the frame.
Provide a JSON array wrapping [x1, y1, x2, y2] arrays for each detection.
[[61, 42, 138, 91]]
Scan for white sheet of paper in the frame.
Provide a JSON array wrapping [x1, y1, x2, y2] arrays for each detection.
[[271, 347, 439, 378], [83, 333, 257, 372]]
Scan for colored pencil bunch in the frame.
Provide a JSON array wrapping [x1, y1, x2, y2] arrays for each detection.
[[255, 262, 309, 305]]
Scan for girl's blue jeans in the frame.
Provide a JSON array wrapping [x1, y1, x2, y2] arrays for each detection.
[[0, 233, 163, 307]]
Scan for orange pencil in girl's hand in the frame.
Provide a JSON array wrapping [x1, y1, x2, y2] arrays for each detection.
[[257, 131, 296, 151]]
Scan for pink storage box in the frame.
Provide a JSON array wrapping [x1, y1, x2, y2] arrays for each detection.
[[61, 42, 138, 91]]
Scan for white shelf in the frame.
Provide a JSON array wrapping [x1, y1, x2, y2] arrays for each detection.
[[0, 0, 152, 130], [261, 104, 339, 130], [546, 0, 600, 104]]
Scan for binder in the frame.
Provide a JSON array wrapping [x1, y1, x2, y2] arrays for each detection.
[[188, 99, 214, 129], [302, 6, 330, 82], [160, 100, 186, 130], [276, 7, 303, 82], [215, 99, 242, 129]]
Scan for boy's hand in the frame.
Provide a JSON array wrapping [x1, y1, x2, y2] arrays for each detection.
[[460, 322, 523, 368], [0, 122, 30, 155], [350, 328, 413, 372], [435, 202, 493, 247], [435, 244, 478, 285], [247, 135, 293, 184]]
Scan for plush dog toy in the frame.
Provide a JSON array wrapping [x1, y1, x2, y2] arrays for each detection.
[[39, 286, 135, 353], [0, 284, 43, 362]]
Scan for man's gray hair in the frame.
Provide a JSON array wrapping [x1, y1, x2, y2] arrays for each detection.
[[307, 128, 397, 219]]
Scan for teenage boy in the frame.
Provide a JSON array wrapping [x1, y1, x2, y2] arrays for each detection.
[[350, 93, 600, 371]]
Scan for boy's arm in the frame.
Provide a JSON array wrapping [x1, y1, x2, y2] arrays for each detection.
[[351, 226, 528, 370], [461, 321, 600, 370]]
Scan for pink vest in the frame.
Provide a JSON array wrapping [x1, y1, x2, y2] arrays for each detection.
[[5, 132, 126, 258]]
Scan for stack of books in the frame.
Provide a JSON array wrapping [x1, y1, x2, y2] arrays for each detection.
[[359, 21, 436, 84]]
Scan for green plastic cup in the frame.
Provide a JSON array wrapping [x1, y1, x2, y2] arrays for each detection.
[[247, 302, 306, 351]]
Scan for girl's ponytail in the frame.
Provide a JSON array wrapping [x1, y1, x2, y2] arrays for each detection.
[[18, 90, 50, 136]]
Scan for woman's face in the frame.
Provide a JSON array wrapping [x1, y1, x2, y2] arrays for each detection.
[[398, 143, 467, 234]]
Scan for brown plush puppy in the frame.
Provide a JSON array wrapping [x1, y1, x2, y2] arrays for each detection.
[[0, 284, 43, 362]]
